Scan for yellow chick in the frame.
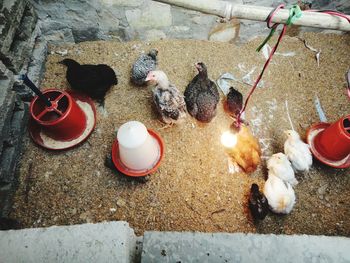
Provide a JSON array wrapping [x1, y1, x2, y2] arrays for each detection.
[[226, 124, 261, 173]]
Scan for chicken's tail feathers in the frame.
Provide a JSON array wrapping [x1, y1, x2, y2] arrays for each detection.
[[278, 196, 291, 211]]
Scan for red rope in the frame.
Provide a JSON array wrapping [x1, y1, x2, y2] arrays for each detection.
[[235, 4, 287, 128], [311, 10, 350, 22], [235, 5, 350, 128]]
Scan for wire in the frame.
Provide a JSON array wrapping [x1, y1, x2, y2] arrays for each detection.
[[234, 5, 350, 128], [235, 4, 288, 129]]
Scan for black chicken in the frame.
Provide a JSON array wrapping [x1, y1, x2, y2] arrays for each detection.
[[131, 49, 158, 86], [59, 58, 118, 105], [184, 62, 220, 123], [226, 86, 243, 118], [0, 217, 20, 230], [248, 183, 269, 221]]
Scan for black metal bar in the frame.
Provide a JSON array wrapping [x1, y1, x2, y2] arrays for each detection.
[[21, 74, 52, 107]]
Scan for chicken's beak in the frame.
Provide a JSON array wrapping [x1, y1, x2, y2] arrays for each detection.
[[145, 71, 152, 82]]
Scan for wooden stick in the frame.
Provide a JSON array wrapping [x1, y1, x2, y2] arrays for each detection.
[[154, 0, 350, 31]]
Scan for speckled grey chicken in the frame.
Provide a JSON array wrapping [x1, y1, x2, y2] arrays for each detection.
[[248, 183, 269, 220], [59, 58, 117, 106], [184, 62, 220, 123], [146, 70, 186, 126], [226, 86, 243, 118], [131, 49, 158, 86]]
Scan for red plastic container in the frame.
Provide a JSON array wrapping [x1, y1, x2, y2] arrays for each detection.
[[30, 89, 86, 141], [314, 115, 350, 161]]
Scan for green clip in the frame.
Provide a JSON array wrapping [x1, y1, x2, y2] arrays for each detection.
[[286, 5, 302, 26], [256, 5, 302, 52]]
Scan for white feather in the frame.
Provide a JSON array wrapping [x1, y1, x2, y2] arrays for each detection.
[[314, 95, 327, 122], [285, 100, 295, 131], [261, 44, 271, 60], [264, 174, 296, 214]]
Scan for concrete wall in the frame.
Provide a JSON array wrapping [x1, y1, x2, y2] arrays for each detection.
[[0, 0, 46, 218], [142, 231, 350, 263], [30, 0, 349, 44], [1, 223, 349, 263], [0, 221, 141, 263]]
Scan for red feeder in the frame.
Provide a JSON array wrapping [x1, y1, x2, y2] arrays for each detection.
[[29, 89, 96, 150], [307, 115, 350, 168]]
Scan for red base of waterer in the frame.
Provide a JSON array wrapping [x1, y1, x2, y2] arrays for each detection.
[[306, 123, 350, 169], [111, 129, 164, 177], [28, 90, 96, 150]]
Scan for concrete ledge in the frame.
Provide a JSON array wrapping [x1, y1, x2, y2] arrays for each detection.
[[1, 223, 350, 263], [0, 221, 138, 263], [141, 232, 350, 263]]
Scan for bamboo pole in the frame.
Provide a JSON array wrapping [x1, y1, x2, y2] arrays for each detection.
[[154, 0, 350, 31]]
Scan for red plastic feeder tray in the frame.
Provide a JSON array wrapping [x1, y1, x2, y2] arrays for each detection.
[[28, 89, 96, 150], [307, 115, 350, 168]]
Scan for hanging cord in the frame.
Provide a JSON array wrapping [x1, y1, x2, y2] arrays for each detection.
[[234, 5, 350, 129], [234, 4, 294, 128]]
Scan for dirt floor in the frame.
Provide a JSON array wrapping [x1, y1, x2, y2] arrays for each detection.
[[11, 32, 350, 236]]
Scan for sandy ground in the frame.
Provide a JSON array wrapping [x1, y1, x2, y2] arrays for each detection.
[[11, 32, 350, 236]]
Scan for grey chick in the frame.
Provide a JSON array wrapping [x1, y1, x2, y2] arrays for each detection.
[[184, 62, 220, 123], [146, 70, 186, 126], [131, 49, 158, 86]]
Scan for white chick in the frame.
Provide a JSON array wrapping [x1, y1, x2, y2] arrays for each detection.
[[267, 152, 298, 186], [264, 174, 296, 214], [284, 130, 312, 172]]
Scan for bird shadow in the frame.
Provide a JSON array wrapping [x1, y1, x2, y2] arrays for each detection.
[[104, 153, 149, 184]]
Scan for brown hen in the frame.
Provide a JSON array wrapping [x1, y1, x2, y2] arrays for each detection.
[[226, 124, 261, 173]]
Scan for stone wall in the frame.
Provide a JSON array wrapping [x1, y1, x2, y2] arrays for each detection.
[[30, 0, 349, 44], [0, 0, 46, 217]]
